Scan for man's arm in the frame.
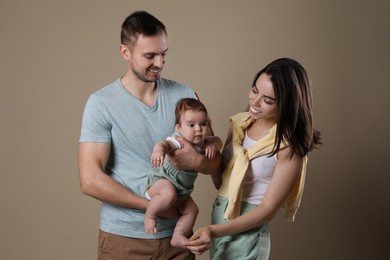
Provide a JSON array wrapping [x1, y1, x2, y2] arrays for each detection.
[[78, 142, 148, 210], [167, 136, 222, 176]]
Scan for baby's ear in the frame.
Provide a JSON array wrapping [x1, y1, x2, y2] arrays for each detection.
[[175, 124, 180, 131], [207, 115, 214, 136]]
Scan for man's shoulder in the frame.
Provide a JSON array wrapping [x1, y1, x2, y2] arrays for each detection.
[[158, 77, 188, 89], [86, 79, 122, 104], [157, 77, 195, 99], [93, 79, 121, 96]]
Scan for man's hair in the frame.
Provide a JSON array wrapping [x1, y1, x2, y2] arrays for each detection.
[[121, 10, 167, 47]]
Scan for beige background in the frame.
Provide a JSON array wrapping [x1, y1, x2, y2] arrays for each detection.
[[1, 0, 389, 259]]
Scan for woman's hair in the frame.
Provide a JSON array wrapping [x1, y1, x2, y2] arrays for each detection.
[[175, 98, 209, 125], [121, 11, 167, 47], [251, 58, 321, 157]]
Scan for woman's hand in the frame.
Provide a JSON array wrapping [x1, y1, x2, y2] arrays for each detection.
[[184, 226, 213, 255]]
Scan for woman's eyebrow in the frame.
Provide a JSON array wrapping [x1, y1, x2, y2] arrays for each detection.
[[264, 95, 276, 101]]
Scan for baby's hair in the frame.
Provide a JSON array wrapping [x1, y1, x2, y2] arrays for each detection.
[[175, 98, 209, 125]]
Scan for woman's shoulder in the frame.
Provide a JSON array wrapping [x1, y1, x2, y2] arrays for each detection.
[[230, 111, 250, 120], [230, 111, 250, 122], [277, 147, 304, 164]]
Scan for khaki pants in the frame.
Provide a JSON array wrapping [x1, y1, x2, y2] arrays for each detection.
[[98, 230, 195, 260]]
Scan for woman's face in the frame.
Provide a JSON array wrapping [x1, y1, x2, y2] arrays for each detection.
[[248, 73, 277, 123]]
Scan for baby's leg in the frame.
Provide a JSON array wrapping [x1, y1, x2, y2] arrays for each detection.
[[171, 196, 199, 248], [145, 179, 177, 234]]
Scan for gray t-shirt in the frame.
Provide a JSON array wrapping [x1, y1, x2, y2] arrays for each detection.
[[79, 77, 196, 238]]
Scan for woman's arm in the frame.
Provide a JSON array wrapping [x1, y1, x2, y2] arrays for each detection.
[[210, 124, 233, 189], [185, 147, 303, 253]]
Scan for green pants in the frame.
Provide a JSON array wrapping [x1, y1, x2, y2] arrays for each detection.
[[211, 197, 271, 260]]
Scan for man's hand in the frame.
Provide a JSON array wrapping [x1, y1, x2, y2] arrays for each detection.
[[167, 136, 205, 171]]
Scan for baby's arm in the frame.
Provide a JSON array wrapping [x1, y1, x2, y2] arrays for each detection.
[[151, 140, 178, 167], [203, 136, 223, 159]]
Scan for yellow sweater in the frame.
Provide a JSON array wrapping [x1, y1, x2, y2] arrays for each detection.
[[217, 112, 307, 222]]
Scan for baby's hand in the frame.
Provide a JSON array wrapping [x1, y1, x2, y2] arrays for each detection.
[[151, 151, 165, 167], [204, 145, 217, 159]]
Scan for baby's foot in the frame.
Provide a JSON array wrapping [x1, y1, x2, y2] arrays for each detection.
[[144, 214, 157, 234], [171, 232, 189, 248]]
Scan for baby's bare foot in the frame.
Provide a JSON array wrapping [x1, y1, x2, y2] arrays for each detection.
[[171, 233, 189, 248], [144, 215, 157, 234]]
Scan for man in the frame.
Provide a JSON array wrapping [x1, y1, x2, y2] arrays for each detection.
[[78, 11, 219, 259]]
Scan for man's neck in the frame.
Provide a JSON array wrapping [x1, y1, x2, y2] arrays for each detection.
[[120, 73, 157, 106]]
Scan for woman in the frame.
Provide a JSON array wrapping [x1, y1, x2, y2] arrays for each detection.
[[184, 58, 321, 259]]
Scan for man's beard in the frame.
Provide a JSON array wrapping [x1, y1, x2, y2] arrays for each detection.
[[130, 64, 159, 83]]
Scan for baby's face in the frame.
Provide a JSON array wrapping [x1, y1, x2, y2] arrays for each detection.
[[176, 110, 209, 145]]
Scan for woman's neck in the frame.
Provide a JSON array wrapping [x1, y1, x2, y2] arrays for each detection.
[[247, 119, 276, 141]]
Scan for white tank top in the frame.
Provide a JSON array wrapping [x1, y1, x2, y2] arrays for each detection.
[[241, 132, 277, 205]]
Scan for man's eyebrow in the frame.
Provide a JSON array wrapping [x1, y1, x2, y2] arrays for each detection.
[[143, 48, 169, 56]]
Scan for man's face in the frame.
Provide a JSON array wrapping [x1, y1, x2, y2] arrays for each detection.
[[128, 33, 168, 83]]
